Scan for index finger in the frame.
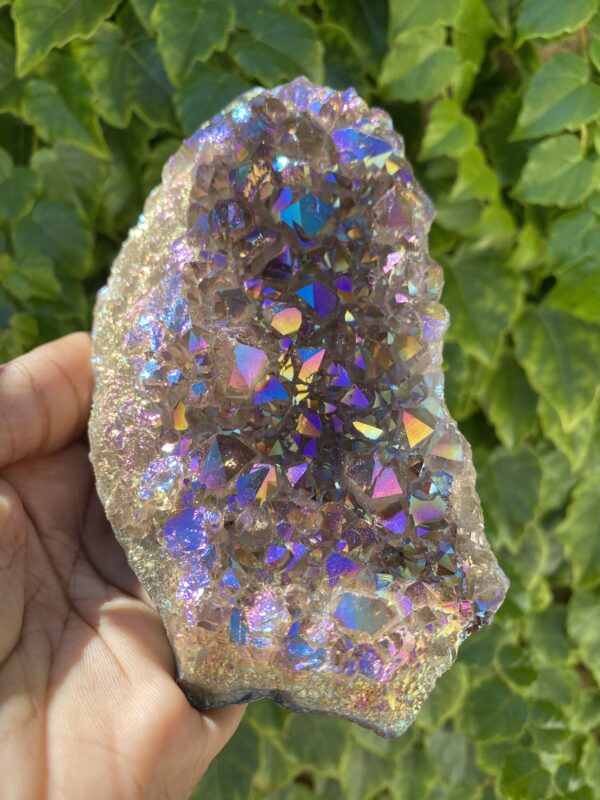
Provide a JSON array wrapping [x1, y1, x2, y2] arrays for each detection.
[[0, 332, 93, 468]]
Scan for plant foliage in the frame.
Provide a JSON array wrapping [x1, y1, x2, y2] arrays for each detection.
[[0, 0, 599, 797]]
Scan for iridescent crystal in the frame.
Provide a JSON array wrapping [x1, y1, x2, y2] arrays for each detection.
[[89, 78, 508, 737]]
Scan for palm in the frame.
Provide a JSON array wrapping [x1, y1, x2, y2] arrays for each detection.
[[0, 335, 243, 800]]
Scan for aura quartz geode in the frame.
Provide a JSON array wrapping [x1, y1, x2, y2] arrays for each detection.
[[89, 78, 508, 737]]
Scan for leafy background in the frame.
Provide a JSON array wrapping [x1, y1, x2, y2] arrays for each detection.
[[1, 0, 600, 797]]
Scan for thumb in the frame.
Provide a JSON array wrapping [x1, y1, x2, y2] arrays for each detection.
[[0, 480, 26, 666]]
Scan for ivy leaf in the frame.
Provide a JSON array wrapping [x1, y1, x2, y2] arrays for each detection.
[[516, 0, 597, 44], [129, 0, 158, 33], [193, 718, 259, 800], [526, 606, 571, 665], [388, 0, 461, 38], [73, 10, 177, 131], [545, 261, 600, 324], [537, 444, 576, 515], [12, 200, 93, 278], [461, 679, 528, 741], [0, 165, 39, 223], [320, 23, 370, 96], [230, 8, 324, 86], [0, 35, 25, 114], [538, 394, 600, 473], [0, 251, 61, 301], [419, 99, 477, 160], [514, 134, 598, 209], [478, 445, 541, 548], [418, 662, 470, 728], [379, 28, 459, 102], [557, 474, 600, 589], [568, 588, 600, 685], [21, 53, 107, 157], [451, 145, 498, 201], [479, 351, 538, 450], [548, 209, 600, 270], [152, 0, 235, 85], [175, 62, 250, 135], [454, 0, 496, 68], [317, 0, 388, 70], [513, 305, 600, 431], [339, 740, 394, 800], [499, 749, 552, 800], [590, 13, 600, 72], [12, 0, 119, 76], [442, 247, 521, 365], [514, 53, 600, 140], [286, 714, 347, 771]]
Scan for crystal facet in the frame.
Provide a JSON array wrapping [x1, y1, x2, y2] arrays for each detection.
[[89, 78, 508, 737]]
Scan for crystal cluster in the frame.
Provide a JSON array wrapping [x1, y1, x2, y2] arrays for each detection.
[[89, 78, 508, 737]]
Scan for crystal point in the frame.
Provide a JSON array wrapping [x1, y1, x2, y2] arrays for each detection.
[[90, 78, 508, 737]]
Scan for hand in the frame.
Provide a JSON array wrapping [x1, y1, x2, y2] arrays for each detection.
[[0, 334, 244, 800]]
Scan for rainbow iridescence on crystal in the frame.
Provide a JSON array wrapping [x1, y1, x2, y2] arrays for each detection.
[[90, 78, 508, 737]]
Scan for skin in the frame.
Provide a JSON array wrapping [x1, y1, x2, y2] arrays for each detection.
[[0, 333, 244, 800]]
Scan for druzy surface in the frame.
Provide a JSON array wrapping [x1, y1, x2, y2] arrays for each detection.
[[89, 78, 508, 737]]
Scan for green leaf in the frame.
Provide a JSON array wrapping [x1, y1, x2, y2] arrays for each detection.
[[286, 714, 347, 771], [442, 248, 522, 365], [253, 735, 298, 795], [21, 54, 107, 157], [12, 0, 119, 76], [318, 0, 388, 69], [557, 474, 600, 589], [388, 0, 461, 38], [419, 99, 477, 160], [568, 587, 600, 685], [0, 147, 11, 181], [320, 23, 370, 97], [152, 0, 235, 85], [229, 9, 324, 86], [478, 445, 541, 547], [479, 352, 538, 449], [513, 134, 597, 208], [496, 643, 538, 688], [73, 11, 176, 130], [0, 35, 25, 114], [339, 740, 394, 800], [537, 444, 576, 515], [590, 13, 600, 72], [0, 251, 61, 301], [379, 28, 459, 102], [507, 221, 545, 272], [418, 662, 470, 728], [514, 305, 600, 431], [175, 62, 250, 135], [538, 394, 600, 473], [129, 0, 158, 32], [451, 146, 498, 201], [514, 53, 600, 140], [0, 165, 39, 223], [454, 0, 496, 68], [424, 730, 480, 788], [526, 606, 571, 665], [516, 0, 597, 44], [12, 200, 93, 278], [461, 679, 528, 741], [582, 736, 600, 791], [499, 748, 552, 800], [193, 718, 259, 800], [546, 261, 600, 323], [548, 209, 600, 270]]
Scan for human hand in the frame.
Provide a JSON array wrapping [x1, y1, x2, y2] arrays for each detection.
[[0, 334, 244, 800]]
